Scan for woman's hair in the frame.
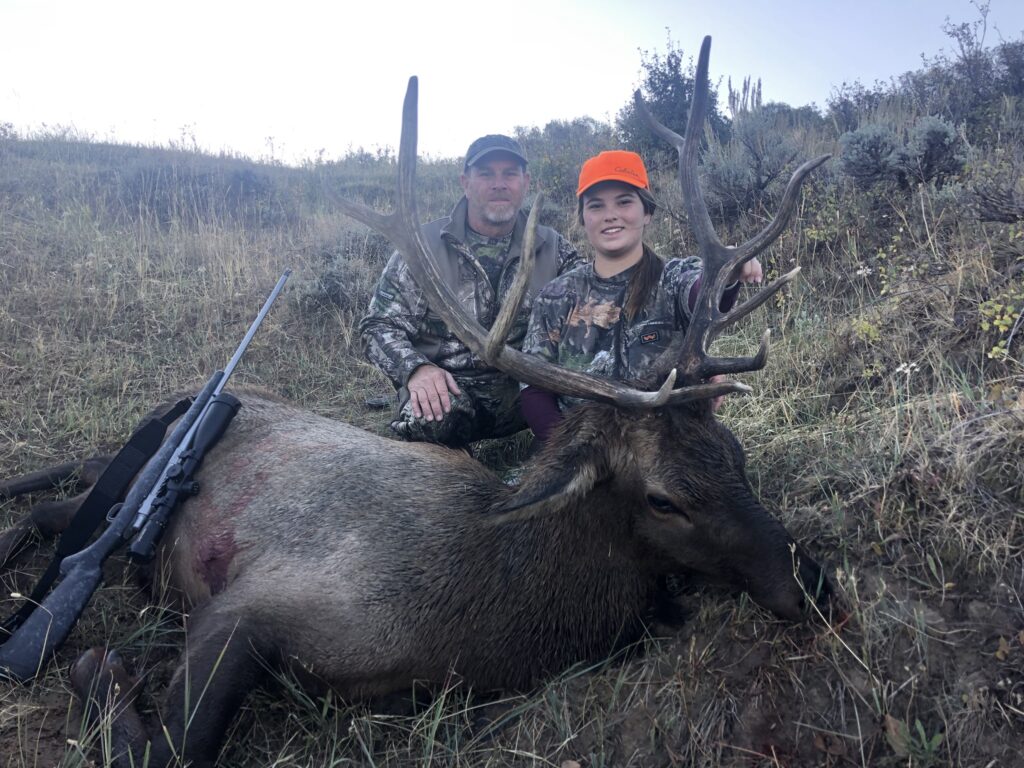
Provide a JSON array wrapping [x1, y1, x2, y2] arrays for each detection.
[[578, 184, 661, 321], [624, 243, 664, 321]]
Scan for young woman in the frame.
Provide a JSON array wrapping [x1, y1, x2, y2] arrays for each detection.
[[520, 150, 762, 441]]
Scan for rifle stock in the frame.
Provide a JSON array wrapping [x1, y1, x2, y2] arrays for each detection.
[[0, 534, 107, 682]]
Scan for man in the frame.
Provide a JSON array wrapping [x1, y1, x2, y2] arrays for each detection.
[[359, 134, 581, 447]]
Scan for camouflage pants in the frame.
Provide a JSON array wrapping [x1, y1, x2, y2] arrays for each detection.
[[390, 374, 526, 448]]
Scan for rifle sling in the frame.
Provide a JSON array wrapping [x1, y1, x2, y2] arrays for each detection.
[[0, 398, 192, 639]]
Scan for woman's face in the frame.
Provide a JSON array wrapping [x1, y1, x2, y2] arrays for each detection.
[[581, 182, 651, 261]]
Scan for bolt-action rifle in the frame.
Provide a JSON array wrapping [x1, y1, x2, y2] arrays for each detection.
[[0, 270, 290, 683]]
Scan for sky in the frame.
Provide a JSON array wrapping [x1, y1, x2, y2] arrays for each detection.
[[2, 0, 1022, 166]]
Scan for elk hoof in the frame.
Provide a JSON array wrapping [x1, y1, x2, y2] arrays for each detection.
[[70, 647, 138, 705]]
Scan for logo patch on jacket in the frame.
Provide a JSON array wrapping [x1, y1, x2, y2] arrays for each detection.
[[640, 331, 660, 344]]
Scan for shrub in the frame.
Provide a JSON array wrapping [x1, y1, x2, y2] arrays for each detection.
[[702, 108, 800, 230], [293, 228, 393, 317], [898, 116, 966, 187], [826, 81, 888, 134], [839, 117, 965, 190], [839, 124, 903, 187], [970, 146, 1024, 224]]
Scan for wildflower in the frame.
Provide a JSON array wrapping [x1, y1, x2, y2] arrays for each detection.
[[894, 362, 920, 376]]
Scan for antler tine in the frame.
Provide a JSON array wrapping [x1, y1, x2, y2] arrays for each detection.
[[634, 36, 723, 257], [392, 78, 493, 352], [339, 77, 701, 409], [679, 36, 726, 257], [634, 36, 826, 391], [732, 154, 831, 263], [666, 378, 752, 404], [635, 36, 743, 386], [712, 266, 800, 337], [700, 161, 831, 360], [484, 192, 542, 362], [334, 81, 419, 254]]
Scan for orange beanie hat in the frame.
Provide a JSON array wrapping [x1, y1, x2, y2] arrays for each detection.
[[576, 150, 650, 197]]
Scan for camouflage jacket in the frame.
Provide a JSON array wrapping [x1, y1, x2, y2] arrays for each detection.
[[522, 248, 702, 407], [359, 197, 581, 388]]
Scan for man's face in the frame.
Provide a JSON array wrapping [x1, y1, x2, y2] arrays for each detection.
[[460, 153, 530, 236]]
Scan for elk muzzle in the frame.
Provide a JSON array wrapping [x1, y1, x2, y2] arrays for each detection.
[[742, 539, 831, 622]]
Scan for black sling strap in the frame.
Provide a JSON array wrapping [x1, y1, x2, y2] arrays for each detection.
[[0, 398, 192, 640]]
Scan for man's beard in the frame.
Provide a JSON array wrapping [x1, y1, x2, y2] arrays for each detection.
[[481, 202, 517, 226]]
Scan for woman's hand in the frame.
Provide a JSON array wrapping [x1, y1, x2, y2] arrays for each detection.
[[709, 374, 727, 413], [730, 257, 763, 285]]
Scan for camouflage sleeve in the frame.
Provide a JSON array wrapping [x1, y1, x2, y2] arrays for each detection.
[[665, 256, 704, 323], [358, 251, 431, 388]]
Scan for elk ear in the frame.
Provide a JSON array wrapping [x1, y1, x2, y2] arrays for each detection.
[[491, 423, 611, 518]]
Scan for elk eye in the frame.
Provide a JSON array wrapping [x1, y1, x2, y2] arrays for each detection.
[[646, 494, 690, 521]]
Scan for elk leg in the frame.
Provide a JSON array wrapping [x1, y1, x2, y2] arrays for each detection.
[[70, 647, 149, 767], [0, 455, 112, 500], [71, 611, 270, 768], [150, 610, 272, 768], [0, 456, 114, 567], [30, 455, 114, 535]]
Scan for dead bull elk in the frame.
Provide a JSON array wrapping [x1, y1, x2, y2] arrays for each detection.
[[1, 37, 831, 767]]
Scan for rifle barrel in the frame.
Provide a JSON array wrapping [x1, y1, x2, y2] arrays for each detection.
[[218, 269, 292, 392]]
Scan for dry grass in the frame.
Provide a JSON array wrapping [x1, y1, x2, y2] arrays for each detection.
[[1, 134, 1022, 767]]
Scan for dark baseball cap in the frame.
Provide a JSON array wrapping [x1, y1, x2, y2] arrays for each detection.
[[463, 134, 528, 170]]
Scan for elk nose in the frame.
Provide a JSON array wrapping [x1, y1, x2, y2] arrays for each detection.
[[798, 551, 833, 613], [746, 546, 831, 622], [783, 549, 832, 621]]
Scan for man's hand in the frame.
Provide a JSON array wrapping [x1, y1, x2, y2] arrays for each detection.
[[730, 257, 763, 285], [407, 365, 462, 421]]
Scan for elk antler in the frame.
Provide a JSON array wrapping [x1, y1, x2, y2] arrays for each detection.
[[335, 77, 745, 407], [635, 36, 831, 390]]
